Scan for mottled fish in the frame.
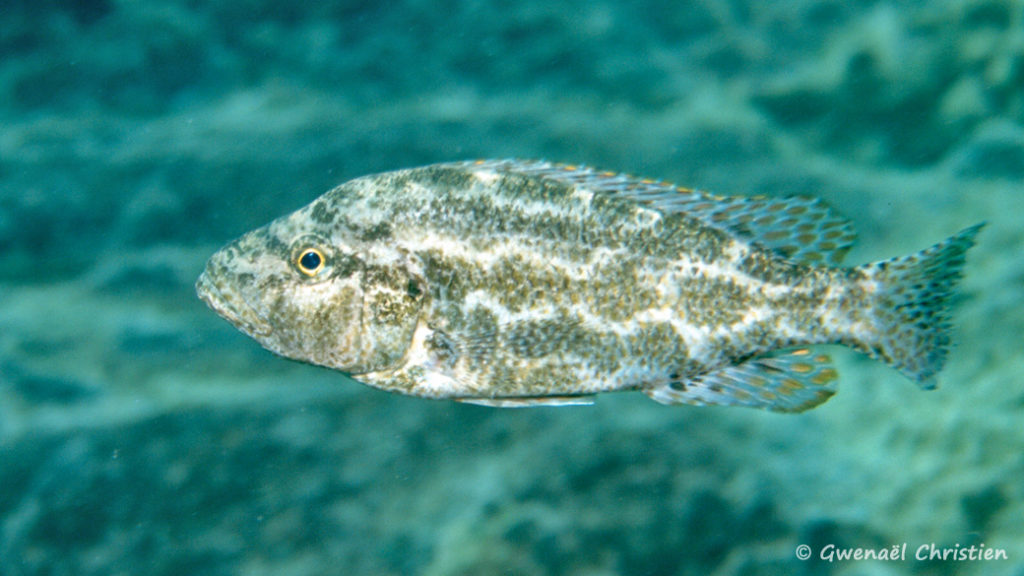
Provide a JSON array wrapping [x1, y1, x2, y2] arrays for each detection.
[[196, 160, 982, 412]]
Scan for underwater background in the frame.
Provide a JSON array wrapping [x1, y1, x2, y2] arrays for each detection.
[[1, 0, 1022, 574]]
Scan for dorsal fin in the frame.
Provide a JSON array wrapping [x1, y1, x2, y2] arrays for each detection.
[[688, 195, 856, 266], [460, 159, 857, 266]]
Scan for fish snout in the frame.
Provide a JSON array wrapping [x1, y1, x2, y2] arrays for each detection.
[[195, 261, 273, 337]]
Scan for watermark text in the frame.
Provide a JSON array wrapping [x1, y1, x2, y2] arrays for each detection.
[[795, 543, 1008, 563]]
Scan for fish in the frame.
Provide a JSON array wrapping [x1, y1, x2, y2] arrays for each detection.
[[195, 159, 982, 412]]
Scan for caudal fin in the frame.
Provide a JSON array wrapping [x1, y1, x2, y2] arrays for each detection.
[[852, 223, 983, 386]]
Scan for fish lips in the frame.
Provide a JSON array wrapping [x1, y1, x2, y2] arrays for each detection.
[[195, 265, 274, 338]]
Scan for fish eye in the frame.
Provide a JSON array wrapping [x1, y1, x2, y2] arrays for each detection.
[[296, 248, 326, 276]]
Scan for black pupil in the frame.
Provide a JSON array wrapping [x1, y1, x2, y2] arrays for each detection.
[[300, 250, 322, 271]]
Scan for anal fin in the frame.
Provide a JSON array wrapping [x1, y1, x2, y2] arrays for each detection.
[[456, 395, 596, 408], [644, 349, 839, 413]]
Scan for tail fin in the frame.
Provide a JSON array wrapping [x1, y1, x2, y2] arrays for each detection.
[[852, 223, 983, 387]]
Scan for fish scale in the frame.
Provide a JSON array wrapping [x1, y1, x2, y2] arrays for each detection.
[[196, 159, 982, 412]]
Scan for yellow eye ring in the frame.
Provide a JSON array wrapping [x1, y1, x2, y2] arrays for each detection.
[[296, 248, 326, 276]]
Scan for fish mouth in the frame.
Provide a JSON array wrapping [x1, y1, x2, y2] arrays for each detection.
[[195, 266, 273, 338]]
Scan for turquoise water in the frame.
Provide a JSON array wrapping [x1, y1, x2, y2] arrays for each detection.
[[1, 1, 1021, 574]]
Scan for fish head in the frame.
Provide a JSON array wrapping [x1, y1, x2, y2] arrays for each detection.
[[196, 208, 427, 375]]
